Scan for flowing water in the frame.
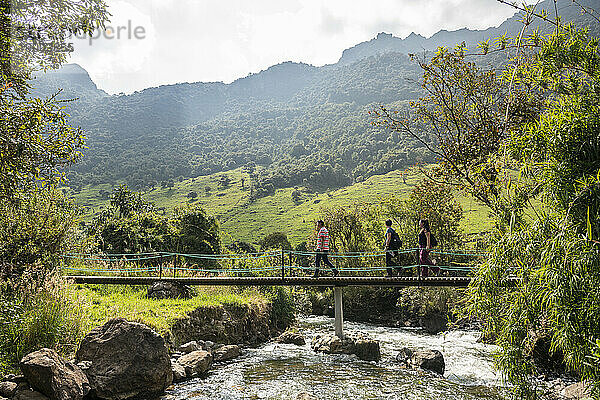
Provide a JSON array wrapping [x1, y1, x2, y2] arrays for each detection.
[[164, 316, 508, 400]]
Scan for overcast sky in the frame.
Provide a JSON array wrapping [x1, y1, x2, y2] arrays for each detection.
[[69, 0, 519, 94]]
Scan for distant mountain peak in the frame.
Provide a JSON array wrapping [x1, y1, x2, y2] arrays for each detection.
[[376, 32, 394, 39]]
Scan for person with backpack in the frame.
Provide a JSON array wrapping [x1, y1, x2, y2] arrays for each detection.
[[418, 219, 439, 277], [384, 219, 402, 277]]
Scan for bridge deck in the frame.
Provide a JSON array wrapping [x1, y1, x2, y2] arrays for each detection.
[[66, 275, 515, 287]]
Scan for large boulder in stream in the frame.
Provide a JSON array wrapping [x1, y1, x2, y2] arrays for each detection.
[[213, 345, 241, 362], [75, 318, 172, 399], [19, 348, 89, 400], [176, 351, 212, 377], [396, 347, 445, 374], [276, 331, 306, 346], [312, 332, 380, 362]]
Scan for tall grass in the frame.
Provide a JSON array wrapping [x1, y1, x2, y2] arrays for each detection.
[[0, 273, 87, 375]]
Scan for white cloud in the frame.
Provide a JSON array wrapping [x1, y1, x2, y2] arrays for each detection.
[[69, 0, 519, 94]]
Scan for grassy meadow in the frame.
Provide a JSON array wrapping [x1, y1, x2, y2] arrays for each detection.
[[71, 168, 493, 247]]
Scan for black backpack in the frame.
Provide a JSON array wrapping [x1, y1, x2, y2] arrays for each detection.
[[430, 233, 438, 248], [389, 229, 402, 250]]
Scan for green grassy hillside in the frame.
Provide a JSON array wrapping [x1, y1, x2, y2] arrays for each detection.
[[71, 169, 493, 247]]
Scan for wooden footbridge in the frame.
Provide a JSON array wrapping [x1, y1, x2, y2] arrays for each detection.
[[62, 249, 517, 337]]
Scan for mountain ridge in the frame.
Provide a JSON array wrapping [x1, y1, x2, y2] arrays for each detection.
[[27, 0, 597, 192]]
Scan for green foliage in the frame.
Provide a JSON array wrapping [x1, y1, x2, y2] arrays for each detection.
[[89, 186, 220, 254], [0, 90, 86, 200], [264, 287, 295, 331], [464, 24, 600, 398], [170, 204, 221, 254], [507, 24, 600, 239], [226, 240, 257, 254], [367, 179, 464, 250], [0, 186, 79, 275], [374, 45, 513, 210], [110, 184, 154, 218], [397, 287, 462, 318], [467, 219, 600, 397], [1, 0, 109, 96], [320, 203, 372, 253], [258, 232, 292, 251]]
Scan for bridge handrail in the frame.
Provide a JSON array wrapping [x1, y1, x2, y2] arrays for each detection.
[[62, 248, 487, 260]]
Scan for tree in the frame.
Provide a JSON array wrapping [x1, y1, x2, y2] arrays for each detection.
[[0, 0, 109, 273], [170, 204, 220, 255], [109, 184, 153, 218], [373, 44, 543, 221], [1, 0, 109, 200], [258, 232, 292, 251], [1, 0, 109, 96], [464, 23, 600, 399], [227, 241, 257, 254], [90, 187, 221, 255], [0, 92, 86, 200], [366, 179, 464, 252], [319, 204, 371, 253], [0, 186, 79, 275]]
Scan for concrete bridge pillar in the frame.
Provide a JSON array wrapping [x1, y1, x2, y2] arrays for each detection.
[[334, 286, 344, 338]]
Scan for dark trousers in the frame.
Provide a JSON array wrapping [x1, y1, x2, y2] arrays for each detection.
[[315, 251, 336, 274], [386, 249, 399, 276], [419, 248, 439, 277], [386, 250, 394, 276]]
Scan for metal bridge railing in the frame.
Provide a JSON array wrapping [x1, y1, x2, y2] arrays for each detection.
[[60, 248, 487, 280]]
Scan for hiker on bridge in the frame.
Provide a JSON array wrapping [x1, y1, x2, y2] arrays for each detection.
[[312, 220, 338, 278], [418, 219, 439, 277], [384, 219, 401, 277]]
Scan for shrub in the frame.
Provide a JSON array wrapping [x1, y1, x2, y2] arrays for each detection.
[[264, 287, 295, 331]]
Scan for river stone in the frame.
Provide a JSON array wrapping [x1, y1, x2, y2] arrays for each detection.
[[213, 345, 241, 362], [312, 332, 380, 362], [204, 341, 215, 350], [171, 362, 187, 383], [178, 341, 202, 354], [19, 348, 89, 400], [13, 389, 49, 400], [76, 318, 173, 400], [176, 351, 212, 377], [396, 347, 445, 374], [276, 331, 306, 346], [0, 381, 17, 397], [147, 281, 192, 299], [353, 338, 381, 362], [296, 392, 319, 400], [562, 382, 592, 399]]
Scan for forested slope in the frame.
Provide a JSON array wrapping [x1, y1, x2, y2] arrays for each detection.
[[29, 0, 597, 193]]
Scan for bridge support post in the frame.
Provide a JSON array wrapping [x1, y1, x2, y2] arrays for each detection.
[[334, 286, 343, 338]]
